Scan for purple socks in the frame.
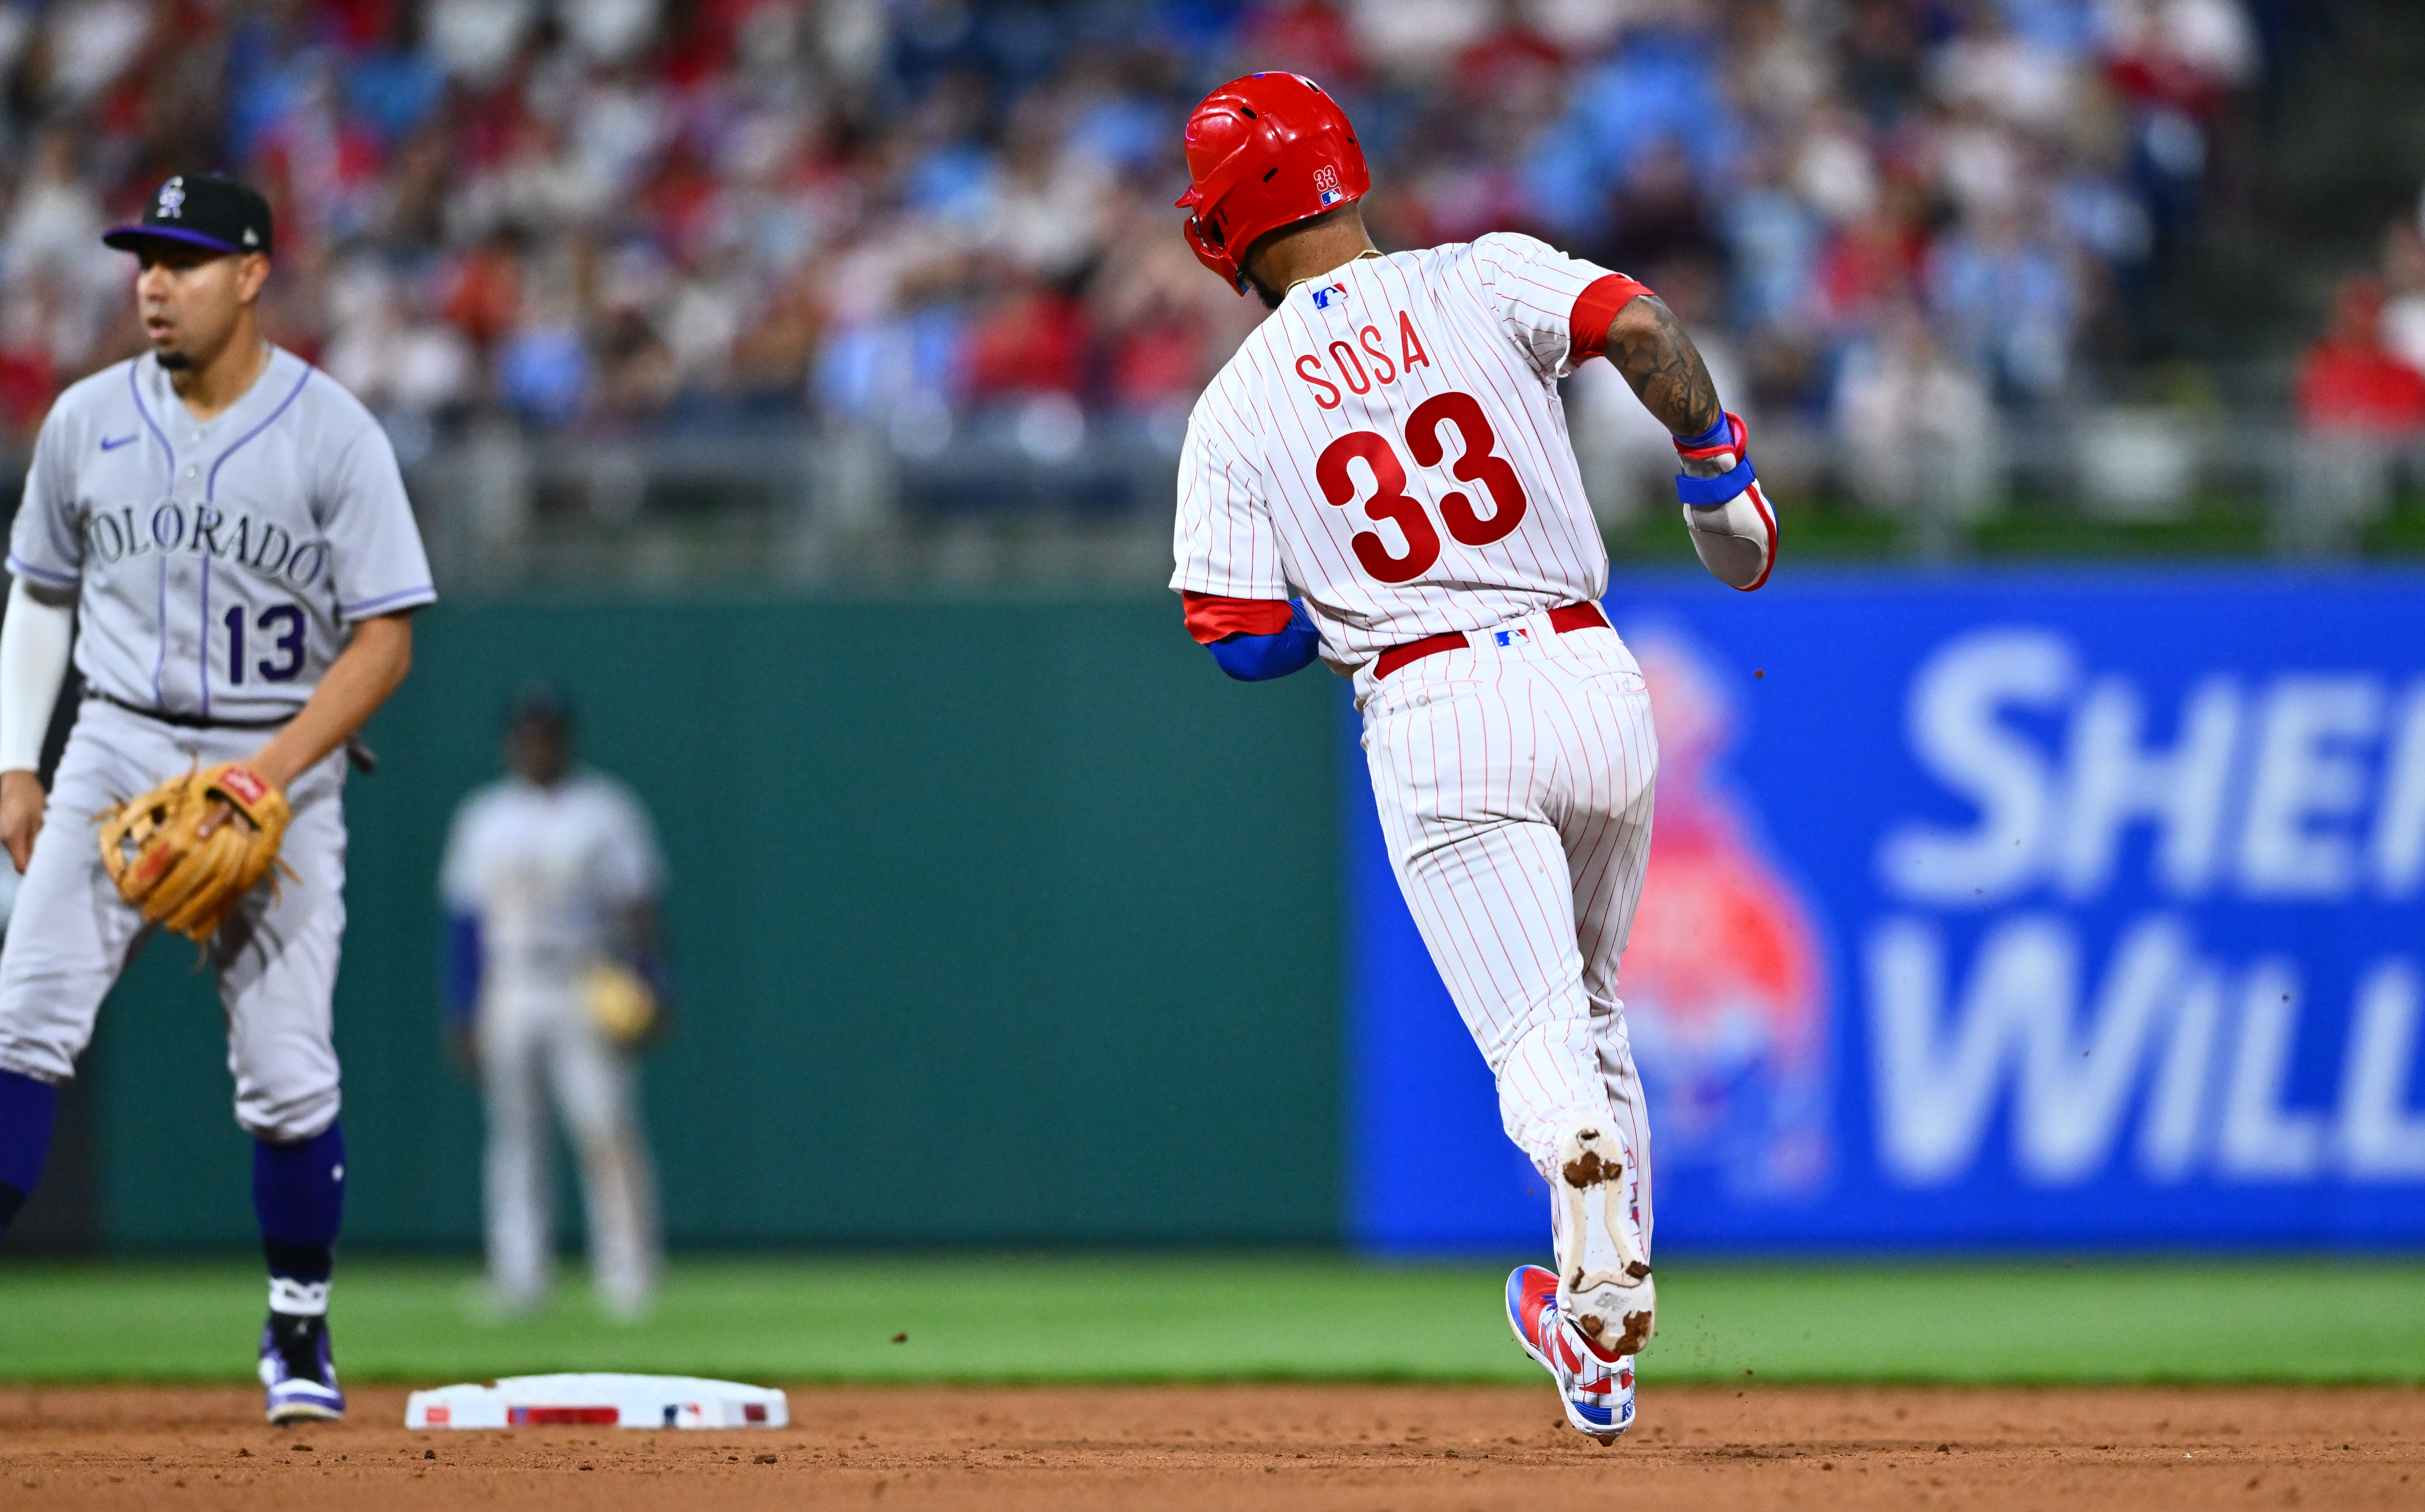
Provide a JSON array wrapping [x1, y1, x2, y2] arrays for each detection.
[[0, 1068, 57, 1234], [254, 1121, 344, 1299]]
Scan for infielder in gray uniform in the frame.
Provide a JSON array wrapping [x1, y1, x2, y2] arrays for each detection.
[[0, 175, 433, 1424]]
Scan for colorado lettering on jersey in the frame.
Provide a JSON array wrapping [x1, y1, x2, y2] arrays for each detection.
[[1292, 310, 1433, 410], [9, 346, 436, 720], [81, 503, 330, 587]]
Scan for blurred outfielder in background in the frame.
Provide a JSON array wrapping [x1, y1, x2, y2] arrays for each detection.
[[441, 685, 666, 1320]]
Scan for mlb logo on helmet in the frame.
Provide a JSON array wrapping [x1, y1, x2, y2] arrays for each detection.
[[1175, 73, 1371, 293]]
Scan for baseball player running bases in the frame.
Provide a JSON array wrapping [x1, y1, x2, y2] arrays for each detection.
[[1169, 75, 1775, 1442], [0, 175, 433, 1424]]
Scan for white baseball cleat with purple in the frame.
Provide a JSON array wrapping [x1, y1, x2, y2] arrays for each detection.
[[260, 1313, 345, 1425]]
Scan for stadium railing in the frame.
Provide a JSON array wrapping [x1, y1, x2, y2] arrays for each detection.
[[2, 411, 2420, 592]]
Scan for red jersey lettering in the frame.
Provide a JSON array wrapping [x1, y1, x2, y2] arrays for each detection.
[[1295, 354, 1342, 409], [1357, 324, 1398, 384]]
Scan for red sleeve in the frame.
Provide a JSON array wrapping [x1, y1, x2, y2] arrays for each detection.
[[1182, 591, 1296, 644], [1567, 273, 1654, 365]]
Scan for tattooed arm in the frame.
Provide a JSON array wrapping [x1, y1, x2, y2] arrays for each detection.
[[1599, 292, 1778, 590], [1603, 294, 1723, 438]]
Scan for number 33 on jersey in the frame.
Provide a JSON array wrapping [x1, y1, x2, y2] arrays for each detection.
[[1173, 232, 1652, 662]]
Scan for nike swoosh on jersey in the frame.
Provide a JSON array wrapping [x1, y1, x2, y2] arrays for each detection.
[[99, 434, 137, 451]]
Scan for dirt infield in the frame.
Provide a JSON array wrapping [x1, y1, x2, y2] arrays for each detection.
[[1, 1382, 2417, 1510]]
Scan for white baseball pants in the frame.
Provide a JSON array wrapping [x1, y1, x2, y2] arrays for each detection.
[[0, 699, 349, 1142], [1356, 609, 1659, 1251], [478, 988, 660, 1316]]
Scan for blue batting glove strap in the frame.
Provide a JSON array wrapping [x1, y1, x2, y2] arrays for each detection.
[[1209, 599, 1322, 681], [1676, 454, 1757, 508], [1674, 414, 1732, 451]]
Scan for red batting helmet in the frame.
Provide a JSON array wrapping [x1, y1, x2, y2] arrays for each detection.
[[1175, 73, 1370, 295]]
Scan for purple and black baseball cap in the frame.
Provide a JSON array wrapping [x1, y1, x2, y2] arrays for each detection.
[[102, 173, 273, 258]]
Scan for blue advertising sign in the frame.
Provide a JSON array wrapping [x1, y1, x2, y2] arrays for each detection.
[[1349, 571, 2425, 1252]]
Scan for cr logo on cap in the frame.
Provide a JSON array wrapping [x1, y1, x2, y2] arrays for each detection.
[[157, 177, 186, 219]]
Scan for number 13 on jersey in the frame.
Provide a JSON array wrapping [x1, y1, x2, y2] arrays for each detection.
[[223, 602, 305, 685], [1318, 391, 1529, 584]]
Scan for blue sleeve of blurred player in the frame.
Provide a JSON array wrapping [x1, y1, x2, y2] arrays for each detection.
[[444, 912, 482, 1028], [1207, 599, 1321, 681]]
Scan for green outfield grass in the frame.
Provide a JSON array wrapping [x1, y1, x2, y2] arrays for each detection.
[[2, 1255, 2420, 1386]]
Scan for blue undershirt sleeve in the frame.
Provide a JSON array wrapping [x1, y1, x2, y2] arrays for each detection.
[[1207, 599, 1321, 682], [443, 912, 482, 1028]]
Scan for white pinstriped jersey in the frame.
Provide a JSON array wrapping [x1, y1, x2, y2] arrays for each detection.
[[1171, 233, 1634, 663]]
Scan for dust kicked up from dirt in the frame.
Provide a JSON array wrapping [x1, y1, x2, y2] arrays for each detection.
[[1, 1381, 2418, 1509]]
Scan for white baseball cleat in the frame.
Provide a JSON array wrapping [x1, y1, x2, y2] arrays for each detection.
[[1553, 1123, 1655, 1359]]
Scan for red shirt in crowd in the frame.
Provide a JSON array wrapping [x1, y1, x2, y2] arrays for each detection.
[[2297, 278, 2425, 436]]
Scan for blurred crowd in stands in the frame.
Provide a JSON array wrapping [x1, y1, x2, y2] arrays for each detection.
[[0, 0, 2308, 475]]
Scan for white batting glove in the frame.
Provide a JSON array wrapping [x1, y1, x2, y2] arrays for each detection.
[[1673, 411, 1777, 592]]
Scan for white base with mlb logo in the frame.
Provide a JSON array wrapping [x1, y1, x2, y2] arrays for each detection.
[[405, 1373, 788, 1430]]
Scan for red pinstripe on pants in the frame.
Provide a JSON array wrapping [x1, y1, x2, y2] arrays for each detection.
[[1357, 609, 1658, 1257]]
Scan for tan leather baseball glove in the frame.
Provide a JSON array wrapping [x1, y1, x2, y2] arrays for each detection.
[[584, 961, 659, 1048], [98, 762, 293, 942]]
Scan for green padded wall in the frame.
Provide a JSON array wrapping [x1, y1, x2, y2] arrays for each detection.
[[88, 596, 1344, 1249]]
